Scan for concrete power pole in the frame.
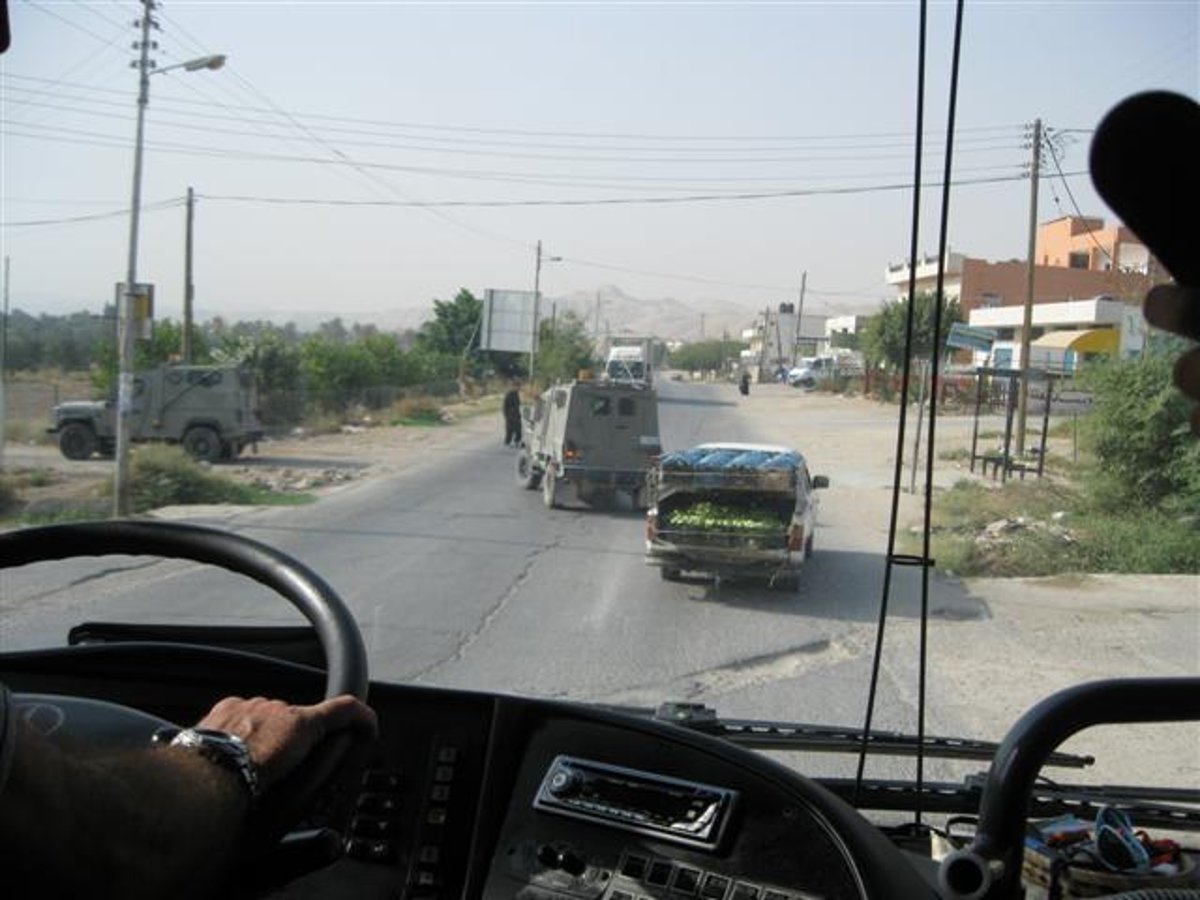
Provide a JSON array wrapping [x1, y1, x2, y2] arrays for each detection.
[[795, 270, 807, 364], [0, 256, 8, 473], [1015, 118, 1042, 455], [183, 186, 195, 363], [114, 0, 155, 517]]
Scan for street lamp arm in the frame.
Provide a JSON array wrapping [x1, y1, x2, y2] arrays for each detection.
[[154, 54, 226, 75]]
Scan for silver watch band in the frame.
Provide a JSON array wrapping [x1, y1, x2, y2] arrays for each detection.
[[153, 725, 262, 805]]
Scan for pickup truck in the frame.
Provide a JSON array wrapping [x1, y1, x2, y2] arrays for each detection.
[[644, 442, 829, 589]]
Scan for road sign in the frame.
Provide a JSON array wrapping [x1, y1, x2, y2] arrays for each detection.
[[946, 322, 996, 352]]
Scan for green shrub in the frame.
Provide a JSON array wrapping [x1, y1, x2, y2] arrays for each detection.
[[123, 445, 250, 511], [121, 446, 314, 512], [1079, 346, 1200, 517], [390, 397, 444, 427]]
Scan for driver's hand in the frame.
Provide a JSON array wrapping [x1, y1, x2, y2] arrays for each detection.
[[197, 694, 378, 790]]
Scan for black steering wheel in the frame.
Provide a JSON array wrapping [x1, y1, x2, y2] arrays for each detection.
[[0, 519, 371, 876]]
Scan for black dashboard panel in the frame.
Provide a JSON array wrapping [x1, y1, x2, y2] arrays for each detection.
[[0, 644, 937, 900], [478, 714, 865, 900]]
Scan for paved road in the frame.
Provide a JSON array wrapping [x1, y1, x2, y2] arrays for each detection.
[[2, 379, 1196, 792]]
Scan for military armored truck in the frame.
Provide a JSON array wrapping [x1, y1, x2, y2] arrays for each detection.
[[515, 379, 661, 509], [49, 364, 264, 463]]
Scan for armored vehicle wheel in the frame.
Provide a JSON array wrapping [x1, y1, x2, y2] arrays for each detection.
[[182, 425, 222, 463], [58, 422, 97, 460], [516, 450, 541, 489], [542, 466, 560, 508]]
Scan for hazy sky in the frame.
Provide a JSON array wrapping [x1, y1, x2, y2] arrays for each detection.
[[2, 1, 1196, 330]]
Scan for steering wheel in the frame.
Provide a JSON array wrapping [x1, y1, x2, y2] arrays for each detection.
[[0, 519, 371, 876]]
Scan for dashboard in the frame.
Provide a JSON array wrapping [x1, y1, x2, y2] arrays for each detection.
[[0, 641, 937, 900]]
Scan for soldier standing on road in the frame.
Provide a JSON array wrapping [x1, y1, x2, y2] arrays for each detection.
[[503, 383, 522, 447]]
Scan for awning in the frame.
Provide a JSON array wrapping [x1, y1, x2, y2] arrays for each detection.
[[1032, 328, 1119, 353]]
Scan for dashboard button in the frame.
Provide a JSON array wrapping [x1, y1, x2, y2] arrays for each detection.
[[620, 854, 648, 879], [362, 770, 402, 791], [350, 815, 395, 837], [730, 884, 761, 900], [646, 860, 673, 886], [672, 867, 700, 894], [418, 844, 440, 864], [701, 875, 731, 899], [356, 793, 400, 815]]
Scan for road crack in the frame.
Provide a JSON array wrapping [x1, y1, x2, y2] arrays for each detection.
[[599, 637, 852, 706], [408, 535, 562, 683]]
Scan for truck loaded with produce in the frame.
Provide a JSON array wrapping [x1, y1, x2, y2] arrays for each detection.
[[644, 443, 829, 588]]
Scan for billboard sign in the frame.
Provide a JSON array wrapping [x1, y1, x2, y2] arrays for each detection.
[[480, 289, 538, 354]]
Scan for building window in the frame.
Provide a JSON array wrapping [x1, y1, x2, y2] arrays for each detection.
[[1068, 251, 1089, 270], [980, 292, 1001, 309]]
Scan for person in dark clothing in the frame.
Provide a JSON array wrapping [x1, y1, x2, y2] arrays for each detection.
[[503, 384, 523, 446]]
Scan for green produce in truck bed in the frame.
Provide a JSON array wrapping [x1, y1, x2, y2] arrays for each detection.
[[645, 442, 830, 589]]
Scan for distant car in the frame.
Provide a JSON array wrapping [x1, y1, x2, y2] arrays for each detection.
[[787, 355, 858, 388]]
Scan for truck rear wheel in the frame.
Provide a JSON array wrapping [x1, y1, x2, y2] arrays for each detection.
[[182, 426, 222, 463], [58, 423, 97, 460], [516, 451, 541, 489]]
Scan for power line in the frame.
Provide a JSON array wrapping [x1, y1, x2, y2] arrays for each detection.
[[24, 0, 126, 46], [1044, 132, 1114, 266], [194, 171, 1052, 208], [1, 117, 1030, 197], [1, 72, 1027, 149], [0, 167, 1068, 228], [1, 197, 183, 228]]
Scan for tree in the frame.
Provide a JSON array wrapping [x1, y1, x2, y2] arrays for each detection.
[[862, 291, 962, 371], [534, 312, 595, 387], [415, 289, 482, 357], [668, 339, 747, 372]]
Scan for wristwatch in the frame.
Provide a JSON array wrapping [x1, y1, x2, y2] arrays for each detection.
[[153, 726, 262, 806]]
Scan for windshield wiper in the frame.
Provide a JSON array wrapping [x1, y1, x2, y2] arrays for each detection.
[[820, 776, 1200, 832], [605, 702, 1094, 768]]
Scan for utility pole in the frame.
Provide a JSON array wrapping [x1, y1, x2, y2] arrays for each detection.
[[795, 270, 807, 363], [530, 240, 542, 387], [0, 256, 9, 472], [700, 313, 706, 340], [182, 185, 195, 363], [1015, 118, 1041, 455], [114, 0, 155, 517]]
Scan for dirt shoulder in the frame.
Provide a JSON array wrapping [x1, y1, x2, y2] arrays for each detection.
[[1, 396, 504, 514]]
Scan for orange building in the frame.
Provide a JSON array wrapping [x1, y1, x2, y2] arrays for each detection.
[[885, 216, 1160, 315]]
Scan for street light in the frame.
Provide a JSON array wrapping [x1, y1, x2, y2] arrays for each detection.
[[113, 2, 224, 516]]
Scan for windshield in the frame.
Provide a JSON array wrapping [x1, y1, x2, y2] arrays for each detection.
[[1, 2, 1196, 814]]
